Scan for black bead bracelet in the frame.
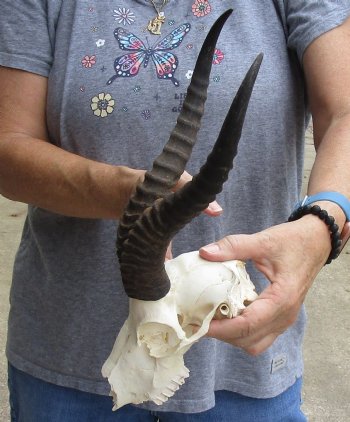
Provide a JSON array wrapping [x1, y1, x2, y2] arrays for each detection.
[[288, 204, 342, 265]]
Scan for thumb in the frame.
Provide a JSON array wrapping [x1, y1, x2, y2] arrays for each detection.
[[199, 234, 262, 262]]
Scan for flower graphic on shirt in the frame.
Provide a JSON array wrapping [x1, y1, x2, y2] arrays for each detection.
[[113, 8, 135, 25], [96, 39, 105, 48], [192, 0, 211, 17], [91, 93, 115, 118], [81, 55, 96, 68], [213, 48, 224, 65], [141, 109, 151, 120]]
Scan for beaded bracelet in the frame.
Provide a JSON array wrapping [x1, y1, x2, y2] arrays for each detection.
[[288, 204, 342, 265]]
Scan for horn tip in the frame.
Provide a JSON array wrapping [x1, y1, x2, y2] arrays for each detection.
[[220, 9, 233, 24]]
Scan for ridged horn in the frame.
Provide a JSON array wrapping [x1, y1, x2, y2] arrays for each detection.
[[119, 52, 263, 300], [117, 9, 233, 256]]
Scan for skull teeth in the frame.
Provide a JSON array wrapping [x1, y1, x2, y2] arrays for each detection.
[[162, 388, 176, 397], [169, 381, 180, 391], [172, 373, 188, 386], [154, 381, 185, 404], [156, 393, 170, 404]]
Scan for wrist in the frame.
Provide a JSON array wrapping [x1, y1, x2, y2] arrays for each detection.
[[302, 191, 350, 230], [301, 214, 334, 264], [288, 204, 343, 264], [312, 200, 346, 232], [291, 191, 350, 260], [314, 201, 350, 253]]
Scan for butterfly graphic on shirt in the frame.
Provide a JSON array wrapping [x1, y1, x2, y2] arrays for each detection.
[[106, 23, 191, 87]]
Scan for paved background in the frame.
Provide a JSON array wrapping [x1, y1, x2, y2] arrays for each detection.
[[0, 127, 349, 420]]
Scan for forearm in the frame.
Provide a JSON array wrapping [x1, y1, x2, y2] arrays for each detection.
[[306, 113, 350, 229], [302, 15, 350, 232], [0, 133, 143, 219]]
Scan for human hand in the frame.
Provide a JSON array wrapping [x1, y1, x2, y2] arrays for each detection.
[[199, 215, 333, 355], [172, 170, 223, 217]]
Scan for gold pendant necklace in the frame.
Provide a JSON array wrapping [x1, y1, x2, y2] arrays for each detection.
[[147, 0, 168, 35]]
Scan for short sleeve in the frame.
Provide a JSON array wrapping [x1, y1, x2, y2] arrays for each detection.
[[283, 0, 350, 62], [0, 0, 55, 77]]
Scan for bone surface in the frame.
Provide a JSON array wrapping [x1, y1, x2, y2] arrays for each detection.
[[102, 251, 257, 409]]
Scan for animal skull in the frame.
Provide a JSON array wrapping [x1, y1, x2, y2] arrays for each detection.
[[102, 251, 257, 409]]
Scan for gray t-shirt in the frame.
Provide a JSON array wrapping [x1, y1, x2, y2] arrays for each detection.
[[1, 0, 349, 413]]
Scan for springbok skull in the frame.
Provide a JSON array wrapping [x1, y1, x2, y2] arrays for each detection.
[[102, 9, 263, 409], [102, 252, 258, 409]]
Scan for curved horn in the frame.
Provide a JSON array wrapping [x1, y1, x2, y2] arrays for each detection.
[[120, 53, 263, 300], [117, 9, 233, 255]]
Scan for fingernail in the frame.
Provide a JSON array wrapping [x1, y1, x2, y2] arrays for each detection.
[[209, 202, 223, 212], [201, 243, 220, 253]]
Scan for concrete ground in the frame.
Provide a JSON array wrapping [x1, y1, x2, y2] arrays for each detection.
[[0, 127, 349, 420]]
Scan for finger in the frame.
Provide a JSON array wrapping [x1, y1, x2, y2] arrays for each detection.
[[204, 200, 223, 216], [175, 171, 223, 216], [208, 289, 280, 340], [240, 334, 280, 356], [207, 313, 281, 354], [172, 170, 192, 191], [208, 310, 260, 343], [207, 286, 297, 350], [207, 317, 241, 341], [165, 242, 173, 261], [199, 233, 266, 262]]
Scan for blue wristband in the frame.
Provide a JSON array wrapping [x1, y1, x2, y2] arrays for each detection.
[[298, 192, 350, 221]]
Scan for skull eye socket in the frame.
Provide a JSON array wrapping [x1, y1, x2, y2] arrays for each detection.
[[137, 322, 182, 358]]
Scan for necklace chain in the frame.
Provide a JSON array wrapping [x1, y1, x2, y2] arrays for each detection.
[[150, 0, 168, 14], [147, 0, 169, 35]]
